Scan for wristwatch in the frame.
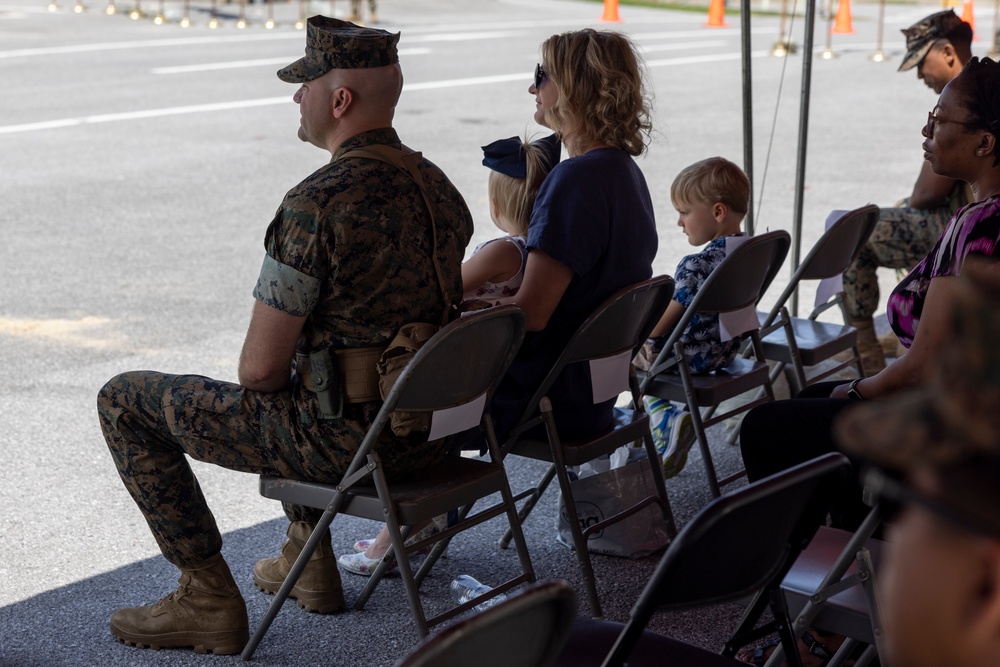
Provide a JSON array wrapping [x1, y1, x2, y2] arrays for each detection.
[[846, 378, 866, 401]]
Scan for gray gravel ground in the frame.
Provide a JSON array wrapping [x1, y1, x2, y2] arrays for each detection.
[[0, 0, 960, 663]]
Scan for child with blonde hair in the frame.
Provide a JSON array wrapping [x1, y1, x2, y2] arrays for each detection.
[[462, 133, 560, 302], [638, 156, 751, 478]]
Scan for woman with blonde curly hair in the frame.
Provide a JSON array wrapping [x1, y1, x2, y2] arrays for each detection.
[[491, 28, 658, 440], [534, 28, 652, 157], [338, 30, 659, 578]]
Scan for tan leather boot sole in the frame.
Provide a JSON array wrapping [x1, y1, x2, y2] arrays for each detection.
[[110, 595, 248, 655], [111, 617, 248, 655], [253, 557, 346, 614]]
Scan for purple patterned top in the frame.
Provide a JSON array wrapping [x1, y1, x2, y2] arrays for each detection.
[[888, 195, 1000, 348]]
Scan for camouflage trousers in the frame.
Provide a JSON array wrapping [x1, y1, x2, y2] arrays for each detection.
[[97, 371, 451, 568], [842, 201, 952, 320]]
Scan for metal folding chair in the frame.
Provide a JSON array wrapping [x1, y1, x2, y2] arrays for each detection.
[[638, 231, 792, 498], [394, 580, 578, 667], [772, 495, 888, 667], [241, 306, 535, 660], [758, 205, 880, 394], [551, 453, 852, 667], [498, 276, 678, 618]]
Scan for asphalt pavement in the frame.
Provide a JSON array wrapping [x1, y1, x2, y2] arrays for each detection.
[[0, 0, 972, 664]]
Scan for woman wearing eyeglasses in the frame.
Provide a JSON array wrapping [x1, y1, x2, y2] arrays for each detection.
[[739, 56, 1000, 532]]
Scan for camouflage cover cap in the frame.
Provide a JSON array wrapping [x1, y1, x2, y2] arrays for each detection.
[[836, 258, 1000, 471], [277, 16, 400, 83], [898, 9, 966, 72]]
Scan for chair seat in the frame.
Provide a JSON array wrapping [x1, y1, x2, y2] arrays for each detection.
[[507, 407, 649, 466], [780, 526, 885, 643], [641, 356, 771, 405], [762, 317, 858, 366], [553, 619, 742, 667], [260, 455, 507, 526]]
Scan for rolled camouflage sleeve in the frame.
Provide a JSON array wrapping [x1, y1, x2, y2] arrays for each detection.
[[252, 253, 321, 317]]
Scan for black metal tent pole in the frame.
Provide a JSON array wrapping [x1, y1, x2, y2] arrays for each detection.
[[790, 0, 817, 315], [742, 0, 755, 236]]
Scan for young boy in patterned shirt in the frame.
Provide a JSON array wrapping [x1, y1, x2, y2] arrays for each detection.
[[635, 157, 750, 478]]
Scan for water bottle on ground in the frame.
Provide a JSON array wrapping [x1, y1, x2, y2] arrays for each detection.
[[450, 574, 506, 611]]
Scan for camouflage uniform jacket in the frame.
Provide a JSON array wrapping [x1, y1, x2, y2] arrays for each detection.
[[252, 128, 472, 466]]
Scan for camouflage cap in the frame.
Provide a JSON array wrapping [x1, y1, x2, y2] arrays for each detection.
[[836, 258, 1000, 471], [277, 16, 400, 83], [898, 10, 968, 72]]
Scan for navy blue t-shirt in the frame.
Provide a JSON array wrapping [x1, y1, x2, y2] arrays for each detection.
[[491, 147, 658, 440]]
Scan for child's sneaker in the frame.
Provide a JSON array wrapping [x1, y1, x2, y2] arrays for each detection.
[[661, 409, 696, 478], [643, 396, 696, 479]]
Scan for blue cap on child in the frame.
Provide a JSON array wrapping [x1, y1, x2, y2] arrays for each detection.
[[481, 134, 561, 178]]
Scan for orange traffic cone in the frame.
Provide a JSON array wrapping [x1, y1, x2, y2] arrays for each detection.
[[961, 0, 977, 39], [601, 0, 620, 22], [832, 0, 854, 34], [705, 0, 727, 27]]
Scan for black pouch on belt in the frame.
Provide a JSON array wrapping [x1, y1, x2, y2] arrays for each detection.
[[309, 348, 343, 419]]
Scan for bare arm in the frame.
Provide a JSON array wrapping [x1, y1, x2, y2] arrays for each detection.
[[511, 249, 574, 331], [461, 240, 523, 293], [834, 275, 960, 399], [648, 299, 686, 339], [910, 160, 960, 210], [238, 300, 307, 392]]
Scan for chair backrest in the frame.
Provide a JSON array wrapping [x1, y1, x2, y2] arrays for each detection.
[[798, 205, 880, 280], [341, 306, 525, 481], [517, 275, 675, 425], [650, 231, 790, 369], [644, 452, 848, 608], [390, 305, 526, 413], [394, 580, 578, 667], [761, 205, 879, 327], [601, 453, 850, 666], [684, 230, 790, 314]]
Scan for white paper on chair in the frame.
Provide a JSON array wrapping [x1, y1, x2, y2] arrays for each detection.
[[814, 210, 849, 308], [719, 235, 759, 341], [427, 392, 487, 441], [590, 350, 632, 404]]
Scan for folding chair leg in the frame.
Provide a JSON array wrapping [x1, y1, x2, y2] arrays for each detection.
[[689, 403, 722, 498], [675, 342, 724, 498], [370, 453, 431, 638], [554, 459, 603, 618], [413, 508, 469, 587], [639, 429, 677, 537], [498, 463, 556, 550], [353, 524, 410, 611], [241, 508, 338, 661]]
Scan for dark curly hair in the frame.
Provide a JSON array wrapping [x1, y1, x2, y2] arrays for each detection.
[[539, 29, 652, 157], [951, 56, 1000, 166]]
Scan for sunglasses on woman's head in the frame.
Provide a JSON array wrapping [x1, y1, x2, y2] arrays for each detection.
[[534, 63, 548, 89]]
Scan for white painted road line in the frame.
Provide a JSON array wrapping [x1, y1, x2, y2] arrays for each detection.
[[0, 52, 770, 135]]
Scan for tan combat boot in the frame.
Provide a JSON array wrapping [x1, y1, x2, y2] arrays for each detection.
[[849, 317, 886, 376], [110, 553, 248, 655], [253, 521, 345, 613]]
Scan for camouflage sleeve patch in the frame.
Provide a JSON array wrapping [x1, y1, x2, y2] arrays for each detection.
[[252, 252, 321, 317]]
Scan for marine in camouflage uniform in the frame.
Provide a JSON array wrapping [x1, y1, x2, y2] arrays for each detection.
[[96, 17, 472, 655], [841, 9, 973, 375], [843, 185, 969, 323]]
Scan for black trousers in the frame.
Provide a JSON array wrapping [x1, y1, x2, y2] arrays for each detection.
[[740, 380, 869, 529]]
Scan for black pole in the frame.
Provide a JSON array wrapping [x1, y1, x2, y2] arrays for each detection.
[[791, 0, 817, 315]]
